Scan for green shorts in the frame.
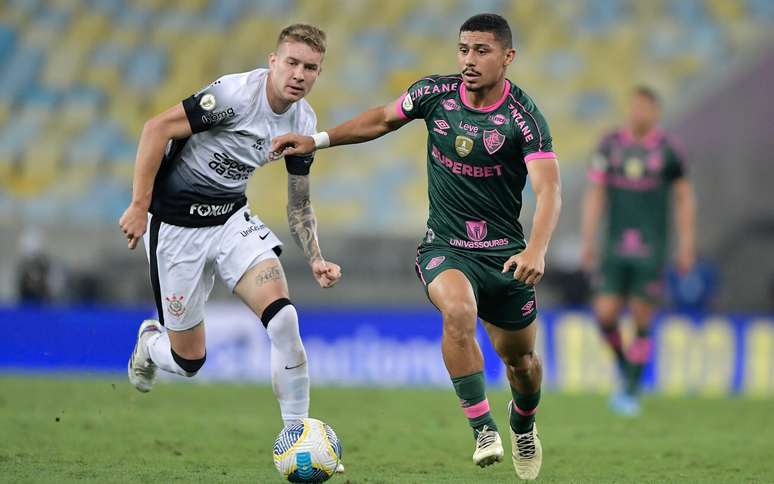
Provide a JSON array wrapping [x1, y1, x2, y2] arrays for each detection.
[[414, 245, 537, 330], [596, 255, 665, 302]]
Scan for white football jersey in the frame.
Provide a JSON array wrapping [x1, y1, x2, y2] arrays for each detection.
[[150, 68, 317, 227]]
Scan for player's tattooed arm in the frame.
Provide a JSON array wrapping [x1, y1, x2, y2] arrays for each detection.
[[287, 174, 323, 263]]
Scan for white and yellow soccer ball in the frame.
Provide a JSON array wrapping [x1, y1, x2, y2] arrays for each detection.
[[273, 418, 342, 482]]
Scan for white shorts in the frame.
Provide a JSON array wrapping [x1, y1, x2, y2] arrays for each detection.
[[143, 205, 282, 331]]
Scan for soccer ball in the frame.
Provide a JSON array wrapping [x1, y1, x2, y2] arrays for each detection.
[[273, 418, 342, 482]]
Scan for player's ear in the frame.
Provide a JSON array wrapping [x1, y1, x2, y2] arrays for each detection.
[[504, 48, 516, 66], [268, 52, 277, 68]]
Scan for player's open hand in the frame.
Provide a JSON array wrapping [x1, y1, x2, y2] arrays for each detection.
[[270, 133, 316, 159], [502, 246, 545, 285], [119, 204, 148, 250], [311, 259, 342, 288]]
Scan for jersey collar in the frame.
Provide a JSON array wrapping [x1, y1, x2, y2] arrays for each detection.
[[459, 79, 510, 113]]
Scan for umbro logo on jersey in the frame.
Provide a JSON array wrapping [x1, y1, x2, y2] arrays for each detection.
[[433, 119, 450, 136]]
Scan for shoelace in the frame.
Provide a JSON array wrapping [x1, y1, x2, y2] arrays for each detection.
[[514, 431, 536, 459], [476, 426, 498, 449]]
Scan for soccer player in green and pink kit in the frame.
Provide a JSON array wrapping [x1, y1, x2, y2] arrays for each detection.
[[272, 14, 560, 480], [581, 86, 696, 416]]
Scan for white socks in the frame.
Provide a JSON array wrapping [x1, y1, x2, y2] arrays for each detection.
[[265, 304, 310, 427], [146, 330, 191, 377]]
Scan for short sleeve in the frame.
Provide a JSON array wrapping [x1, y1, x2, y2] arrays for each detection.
[[663, 138, 687, 182], [285, 104, 316, 175], [182, 77, 240, 134], [395, 75, 461, 121], [511, 98, 555, 163], [587, 134, 614, 185]]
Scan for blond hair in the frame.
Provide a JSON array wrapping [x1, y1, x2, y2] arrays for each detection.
[[277, 24, 327, 54]]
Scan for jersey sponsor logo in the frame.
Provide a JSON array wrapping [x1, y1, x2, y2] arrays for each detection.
[[199, 93, 217, 111], [489, 113, 507, 125], [483, 129, 505, 155], [431, 145, 503, 178], [208, 152, 255, 181], [442, 98, 460, 111], [455, 136, 474, 157], [433, 119, 450, 135], [409, 82, 459, 102], [201, 107, 235, 126], [239, 223, 267, 238], [425, 256, 446, 270], [465, 220, 488, 242], [402, 94, 414, 112], [458, 120, 479, 137], [448, 238, 509, 249], [521, 300, 535, 317], [165, 294, 186, 318], [508, 104, 535, 143], [189, 202, 236, 217], [624, 157, 645, 179]]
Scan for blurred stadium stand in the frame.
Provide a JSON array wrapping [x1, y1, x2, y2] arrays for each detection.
[[0, 0, 772, 309]]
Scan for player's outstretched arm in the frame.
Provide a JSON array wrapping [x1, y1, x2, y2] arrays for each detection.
[[580, 183, 606, 272], [287, 173, 342, 288], [119, 103, 193, 249], [271, 98, 412, 157], [673, 178, 696, 274], [503, 157, 562, 285]]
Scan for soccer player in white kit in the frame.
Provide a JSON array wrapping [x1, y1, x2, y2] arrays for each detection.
[[119, 24, 341, 429]]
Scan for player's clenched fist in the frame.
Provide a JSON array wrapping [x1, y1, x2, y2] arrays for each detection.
[[119, 204, 148, 250], [311, 259, 342, 288], [271, 133, 316, 158], [502, 246, 545, 286]]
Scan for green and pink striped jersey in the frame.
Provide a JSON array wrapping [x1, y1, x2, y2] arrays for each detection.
[[397, 74, 555, 254], [588, 128, 686, 264]]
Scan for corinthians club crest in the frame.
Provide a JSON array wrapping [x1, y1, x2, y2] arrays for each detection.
[[483, 129, 505, 155], [166, 294, 186, 317], [465, 220, 487, 242]]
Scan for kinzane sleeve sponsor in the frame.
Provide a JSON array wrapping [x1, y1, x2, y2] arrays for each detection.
[[509, 97, 555, 164], [395, 75, 461, 121], [182, 77, 240, 134]]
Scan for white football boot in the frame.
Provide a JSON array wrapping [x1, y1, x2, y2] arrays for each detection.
[[472, 425, 504, 467], [127, 320, 162, 392], [509, 401, 543, 480]]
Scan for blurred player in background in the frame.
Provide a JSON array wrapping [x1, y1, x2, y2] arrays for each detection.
[[272, 13, 560, 480], [119, 25, 342, 431], [581, 86, 696, 416]]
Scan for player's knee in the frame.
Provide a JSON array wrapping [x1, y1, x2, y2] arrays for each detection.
[[263, 298, 305, 351], [505, 351, 538, 378], [441, 300, 477, 327], [171, 348, 206, 377]]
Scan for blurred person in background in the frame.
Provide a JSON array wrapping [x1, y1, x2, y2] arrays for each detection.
[[581, 86, 696, 416], [273, 13, 560, 481], [119, 24, 342, 438]]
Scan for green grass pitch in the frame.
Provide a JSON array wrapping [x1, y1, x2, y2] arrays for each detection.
[[0, 376, 772, 483]]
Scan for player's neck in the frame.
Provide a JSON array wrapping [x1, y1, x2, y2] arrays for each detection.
[[630, 124, 656, 140], [265, 75, 293, 114], [463, 78, 507, 109]]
